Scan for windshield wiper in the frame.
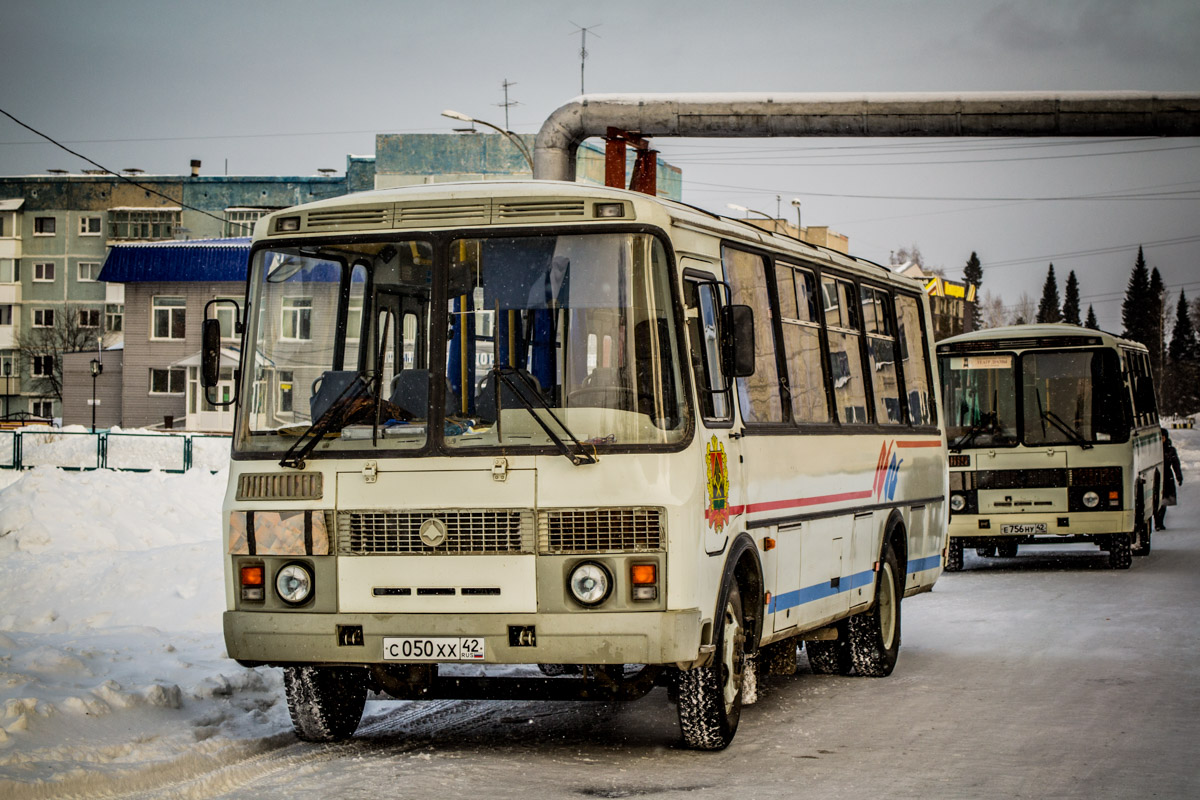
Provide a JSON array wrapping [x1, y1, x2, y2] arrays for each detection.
[[279, 374, 372, 469], [949, 415, 994, 453], [1034, 389, 1093, 450], [491, 365, 597, 466]]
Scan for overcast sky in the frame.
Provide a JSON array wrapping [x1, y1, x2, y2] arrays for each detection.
[[2, 0, 1198, 331]]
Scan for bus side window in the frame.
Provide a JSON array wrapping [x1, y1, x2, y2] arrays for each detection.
[[863, 286, 903, 424], [822, 277, 868, 424], [896, 294, 934, 426], [684, 277, 732, 423], [724, 247, 784, 424], [776, 264, 829, 423]]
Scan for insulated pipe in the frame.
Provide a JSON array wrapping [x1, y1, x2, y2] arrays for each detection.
[[532, 91, 1200, 182]]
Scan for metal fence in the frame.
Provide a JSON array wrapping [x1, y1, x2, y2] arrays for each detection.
[[0, 429, 231, 472]]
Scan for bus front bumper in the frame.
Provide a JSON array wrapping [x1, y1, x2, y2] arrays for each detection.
[[948, 510, 1133, 539], [223, 608, 704, 667]]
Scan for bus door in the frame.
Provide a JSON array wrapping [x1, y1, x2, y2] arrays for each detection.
[[682, 265, 737, 555]]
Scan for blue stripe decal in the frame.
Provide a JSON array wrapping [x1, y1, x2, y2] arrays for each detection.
[[769, 569, 875, 614], [908, 555, 942, 573], [769, 557, 941, 615]]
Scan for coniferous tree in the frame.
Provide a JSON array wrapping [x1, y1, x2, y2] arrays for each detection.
[[1036, 263, 1062, 323], [1085, 305, 1100, 330], [1121, 247, 1151, 342], [1165, 291, 1200, 415], [962, 251, 984, 332], [1149, 267, 1166, 381], [1062, 270, 1081, 326]]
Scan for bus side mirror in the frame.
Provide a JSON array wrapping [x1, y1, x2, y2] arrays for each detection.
[[722, 304, 756, 378], [201, 318, 222, 388]]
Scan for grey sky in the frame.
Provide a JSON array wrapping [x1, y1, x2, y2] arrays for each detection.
[[2, 0, 1198, 330]]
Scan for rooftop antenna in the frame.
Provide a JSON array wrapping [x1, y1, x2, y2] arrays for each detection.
[[496, 79, 521, 130], [569, 22, 602, 94]]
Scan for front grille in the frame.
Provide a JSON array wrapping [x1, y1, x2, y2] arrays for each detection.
[[338, 509, 533, 554], [236, 472, 323, 500], [539, 508, 664, 554], [977, 468, 1067, 490]]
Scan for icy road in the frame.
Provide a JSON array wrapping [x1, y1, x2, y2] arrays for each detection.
[[1, 429, 1198, 799]]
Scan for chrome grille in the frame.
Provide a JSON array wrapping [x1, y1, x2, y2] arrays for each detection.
[[539, 508, 664, 554], [338, 509, 533, 554]]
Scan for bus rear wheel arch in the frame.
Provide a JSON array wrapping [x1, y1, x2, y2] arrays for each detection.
[[846, 540, 902, 677]]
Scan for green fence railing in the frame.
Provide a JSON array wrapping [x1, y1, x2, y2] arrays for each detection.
[[0, 429, 232, 472]]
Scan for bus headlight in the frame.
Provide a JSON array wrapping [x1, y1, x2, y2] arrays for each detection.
[[950, 493, 966, 512], [1082, 491, 1100, 509], [568, 562, 611, 606], [276, 563, 314, 605]]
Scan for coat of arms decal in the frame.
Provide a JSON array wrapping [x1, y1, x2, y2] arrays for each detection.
[[705, 435, 730, 532]]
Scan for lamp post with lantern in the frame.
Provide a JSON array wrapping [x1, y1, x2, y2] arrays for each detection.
[[90, 358, 102, 433]]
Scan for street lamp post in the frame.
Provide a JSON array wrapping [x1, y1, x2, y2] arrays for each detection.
[[90, 358, 102, 433], [441, 110, 534, 171], [726, 203, 781, 234], [790, 198, 803, 242]]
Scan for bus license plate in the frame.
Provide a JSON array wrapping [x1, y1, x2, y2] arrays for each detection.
[[1001, 523, 1047, 535], [382, 637, 486, 662]]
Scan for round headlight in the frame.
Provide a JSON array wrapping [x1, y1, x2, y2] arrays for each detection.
[[950, 493, 966, 512], [568, 562, 611, 606], [276, 563, 313, 605], [1082, 491, 1100, 509]]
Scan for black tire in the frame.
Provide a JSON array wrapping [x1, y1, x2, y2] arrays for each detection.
[[283, 665, 368, 742], [1133, 482, 1152, 557], [846, 544, 902, 677], [805, 624, 853, 675], [677, 582, 747, 750], [1107, 530, 1133, 570], [996, 541, 1019, 558], [945, 538, 964, 572], [1134, 525, 1152, 556], [976, 545, 997, 558]]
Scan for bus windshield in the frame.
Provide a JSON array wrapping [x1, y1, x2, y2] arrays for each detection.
[[236, 231, 689, 458], [1021, 349, 1126, 446], [941, 354, 1019, 448]]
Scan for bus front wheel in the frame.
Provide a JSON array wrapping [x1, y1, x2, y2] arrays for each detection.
[[945, 538, 964, 572], [677, 581, 746, 750], [1107, 531, 1133, 570], [847, 544, 902, 677], [283, 665, 367, 742]]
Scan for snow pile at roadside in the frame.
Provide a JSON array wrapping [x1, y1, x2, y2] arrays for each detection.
[[0, 467, 291, 793]]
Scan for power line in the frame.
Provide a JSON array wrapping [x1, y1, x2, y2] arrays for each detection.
[[1, 106, 256, 234]]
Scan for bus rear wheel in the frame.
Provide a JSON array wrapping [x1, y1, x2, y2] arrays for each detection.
[[283, 665, 367, 742], [847, 545, 902, 677], [677, 582, 746, 750]]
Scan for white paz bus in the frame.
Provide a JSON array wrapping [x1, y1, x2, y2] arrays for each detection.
[[937, 324, 1163, 570], [203, 181, 948, 750]]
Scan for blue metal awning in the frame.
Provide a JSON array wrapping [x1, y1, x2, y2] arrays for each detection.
[[99, 238, 251, 283]]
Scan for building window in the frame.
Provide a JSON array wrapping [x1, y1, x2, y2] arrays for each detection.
[[215, 299, 241, 340], [0, 354, 14, 377], [33, 308, 55, 327], [31, 354, 53, 376], [31, 399, 54, 418], [79, 308, 101, 328], [0, 305, 11, 326], [78, 262, 102, 282], [33, 262, 55, 282], [224, 209, 269, 237], [0, 261, 17, 283], [278, 370, 294, 413], [34, 217, 56, 236], [106, 304, 124, 332], [150, 367, 186, 394], [108, 209, 180, 241], [79, 216, 102, 236], [152, 296, 186, 339], [280, 297, 312, 341]]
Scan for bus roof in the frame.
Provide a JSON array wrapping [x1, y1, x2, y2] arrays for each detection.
[[253, 179, 908, 288], [937, 322, 1146, 352]]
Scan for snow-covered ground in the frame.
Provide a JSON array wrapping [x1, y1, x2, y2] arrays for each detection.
[[1, 428, 1198, 798]]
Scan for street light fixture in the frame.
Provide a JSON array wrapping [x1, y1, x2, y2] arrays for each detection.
[[726, 203, 781, 234], [441, 109, 534, 171], [791, 198, 803, 241], [90, 358, 102, 433]]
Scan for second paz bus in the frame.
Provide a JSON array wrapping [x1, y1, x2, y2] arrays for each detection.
[[203, 180, 948, 750], [937, 323, 1163, 570]]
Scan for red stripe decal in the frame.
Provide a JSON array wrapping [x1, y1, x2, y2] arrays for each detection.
[[729, 489, 875, 517], [895, 440, 943, 448]]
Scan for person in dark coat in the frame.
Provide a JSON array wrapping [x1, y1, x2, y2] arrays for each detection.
[[1155, 429, 1184, 531]]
